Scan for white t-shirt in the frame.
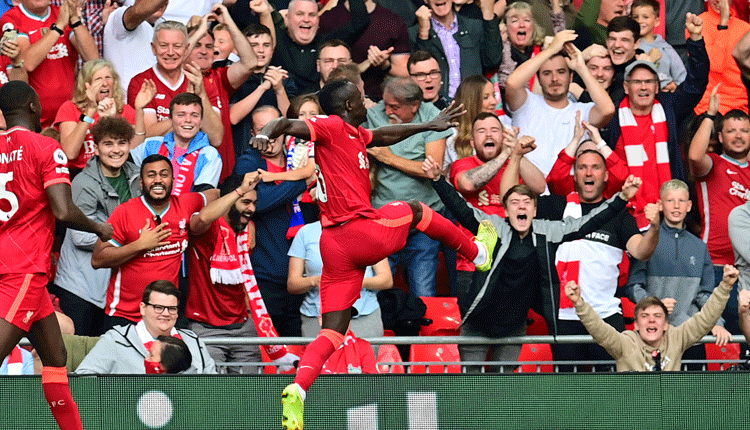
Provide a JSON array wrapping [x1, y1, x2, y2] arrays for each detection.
[[122, 0, 221, 25], [103, 6, 157, 92], [510, 89, 594, 177]]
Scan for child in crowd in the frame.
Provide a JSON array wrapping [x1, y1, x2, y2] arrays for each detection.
[[630, 0, 686, 92]]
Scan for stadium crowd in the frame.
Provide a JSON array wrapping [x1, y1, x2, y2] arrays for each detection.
[[4, 0, 750, 427]]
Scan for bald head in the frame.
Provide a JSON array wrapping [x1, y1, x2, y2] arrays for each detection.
[[0, 81, 37, 113]]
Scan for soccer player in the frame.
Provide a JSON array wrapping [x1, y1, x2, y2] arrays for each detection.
[[250, 79, 498, 430], [0, 81, 113, 430]]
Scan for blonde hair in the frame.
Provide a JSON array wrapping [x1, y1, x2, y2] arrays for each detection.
[[504, 2, 545, 47], [453, 75, 492, 159], [72, 59, 126, 114], [660, 179, 689, 196]]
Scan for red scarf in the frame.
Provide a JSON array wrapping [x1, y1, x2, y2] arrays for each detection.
[[556, 192, 582, 309], [617, 96, 670, 228], [158, 144, 200, 196], [4, 346, 25, 375], [233, 220, 290, 361]]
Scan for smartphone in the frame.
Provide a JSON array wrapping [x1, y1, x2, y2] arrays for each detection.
[[1, 29, 17, 44]]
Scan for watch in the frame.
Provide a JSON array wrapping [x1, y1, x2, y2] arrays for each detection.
[[79, 113, 95, 124], [50, 23, 64, 36]]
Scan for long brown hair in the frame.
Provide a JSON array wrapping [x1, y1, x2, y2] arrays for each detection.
[[453, 75, 491, 159]]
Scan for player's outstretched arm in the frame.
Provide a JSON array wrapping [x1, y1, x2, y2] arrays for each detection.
[[249, 118, 311, 152], [46, 183, 112, 240], [368, 102, 465, 147], [190, 172, 260, 235]]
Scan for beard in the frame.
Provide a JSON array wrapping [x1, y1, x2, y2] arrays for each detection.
[[227, 206, 248, 233], [143, 183, 172, 206]]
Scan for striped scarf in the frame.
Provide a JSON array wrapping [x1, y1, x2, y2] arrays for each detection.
[[556, 192, 582, 309], [617, 96, 671, 228]]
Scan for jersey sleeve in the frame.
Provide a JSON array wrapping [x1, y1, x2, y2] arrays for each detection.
[[186, 192, 208, 214], [304, 116, 338, 147], [121, 104, 137, 124], [53, 100, 82, 127], [127, 73, 143, 106], [39, 138, 72, 189]]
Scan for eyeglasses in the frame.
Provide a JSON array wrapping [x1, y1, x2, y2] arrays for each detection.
[[626, 78, 658, 86], [410, 70, 441, 81], [145, 302, 179, 315]]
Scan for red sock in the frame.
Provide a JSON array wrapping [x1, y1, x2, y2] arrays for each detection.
[[414, 202, 478, 261], [294, 329, 344, 392], [42, 367, 83, 430]]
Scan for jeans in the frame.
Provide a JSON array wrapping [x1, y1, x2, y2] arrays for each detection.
[[388, 229, 440, 297]]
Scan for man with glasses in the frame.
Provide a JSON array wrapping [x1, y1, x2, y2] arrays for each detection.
[[408, 51, 449, 109], [605, 13, 708, 229], [75, 280, 216, 374]]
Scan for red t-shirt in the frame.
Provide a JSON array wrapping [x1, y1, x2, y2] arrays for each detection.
[[53, 102, 136, 169], [203, 67, 235, 181], [304, 115, 378, 227], [105, 193, 206, 321], [450, 155, 508, 271], [186, 219, 251, 327], [1, 5, 78, 127], [127, 66, 188, 122], [697, 153, 750, 265], [0, 127, 71, 274]]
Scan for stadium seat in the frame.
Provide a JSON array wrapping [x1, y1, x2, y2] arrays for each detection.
[[420, 296, 461, 336], [377, 344, 405, 374], [409, 343, 461, 374], [525, 309, 549, 335], [515, 343, 554, 373], [705, 343, 741, 371]]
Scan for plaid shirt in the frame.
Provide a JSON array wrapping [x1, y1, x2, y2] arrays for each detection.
[[430, 14, 460, 98], [52, 0, 106, 57]]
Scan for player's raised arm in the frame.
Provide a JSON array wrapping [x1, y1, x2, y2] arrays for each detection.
[[368, 102, 465, 147], [249, 117, 312, 152], [46, 183, 113, 241]]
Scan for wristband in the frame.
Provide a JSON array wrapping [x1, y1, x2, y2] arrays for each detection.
[[50, 23, 64, 36], [70, 19, 83, 29], [595, 140, 607, 150], [79, 113, 95, 124], [718, 24, 729, 30], [255, 134, 269, 140], [134, 131, 146, 136], [704, 113, 717, 121]]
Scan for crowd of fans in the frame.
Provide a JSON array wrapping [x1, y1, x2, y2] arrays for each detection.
[[5, 0, 750, 383]]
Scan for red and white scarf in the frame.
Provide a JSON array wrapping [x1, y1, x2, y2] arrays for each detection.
[[617, 96, 671, 228], [159, 145, 200, 196], [135, 320, 182, 352], [556, 193, 582, 309], [4, 346, 25, 375], [210, 218, 290, 360]]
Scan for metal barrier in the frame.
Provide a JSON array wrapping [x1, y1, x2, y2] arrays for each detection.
[[198, 334, 748, 374]]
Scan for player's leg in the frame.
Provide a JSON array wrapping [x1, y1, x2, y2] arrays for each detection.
[[28, 313, 84, 430], [404, 200, 497, 271]]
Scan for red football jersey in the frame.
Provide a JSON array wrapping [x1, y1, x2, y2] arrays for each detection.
[[54, 101, 136, 169], [1, 5, 78, 127], [105, 193, 206, 321], [127, 66, 189, 123], [186, 219, 250, 327], [304, 115, 378, 227], [697, 153, 750, 265], [0, 127, 71, 274]]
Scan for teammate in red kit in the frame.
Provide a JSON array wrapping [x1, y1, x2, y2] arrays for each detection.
[[250, 78, 499, 430], [0, 81, 113, 430]]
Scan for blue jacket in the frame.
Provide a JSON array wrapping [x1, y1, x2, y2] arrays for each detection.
[[234, 148, 307, 284], [132, 131, 222, 191]]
